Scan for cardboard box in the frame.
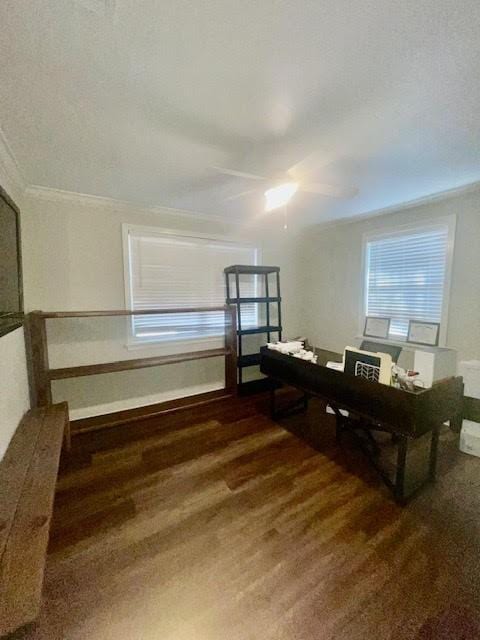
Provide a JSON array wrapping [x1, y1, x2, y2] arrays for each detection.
[[460, 420, 480, 458]]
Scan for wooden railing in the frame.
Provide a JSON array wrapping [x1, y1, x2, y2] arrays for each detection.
[[26, 307, 237, 426]]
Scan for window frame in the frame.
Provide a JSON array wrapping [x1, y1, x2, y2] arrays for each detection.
[[359, 215, 456, 347], [122, 223, 260, 349]]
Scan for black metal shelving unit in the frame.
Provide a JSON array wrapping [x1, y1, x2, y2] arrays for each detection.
[[224, 264, 282, 388]]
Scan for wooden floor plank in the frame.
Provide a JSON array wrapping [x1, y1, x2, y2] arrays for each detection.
[[16, 393, 480, 640]]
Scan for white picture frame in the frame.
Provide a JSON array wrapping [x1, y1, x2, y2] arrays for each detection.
[[363, 316, 391, 340], [407, 320, 440, 347]]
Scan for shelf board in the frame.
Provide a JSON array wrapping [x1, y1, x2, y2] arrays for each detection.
[[224, 265, 280, 274], [238, 378, 280, 395], [238, 353, 262, 368], [227, 296, 281, 304], [238, 325, 281, 336]]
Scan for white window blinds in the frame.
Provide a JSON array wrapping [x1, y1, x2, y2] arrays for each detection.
[[125, 227, 258, 343], [365, 224, 452, 339]]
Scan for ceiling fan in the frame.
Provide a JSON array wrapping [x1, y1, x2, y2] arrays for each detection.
[[211, 165, 358, 211]]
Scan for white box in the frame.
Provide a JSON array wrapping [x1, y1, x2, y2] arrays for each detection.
[[460, 420, 480, 458], [458, 360, 480, 399], [413, 348, 457, 388]]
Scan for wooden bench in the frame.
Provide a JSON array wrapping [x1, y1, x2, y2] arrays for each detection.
[[0, 402, 69, 637]]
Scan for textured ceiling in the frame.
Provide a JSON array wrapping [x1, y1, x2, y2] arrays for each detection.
[[1, 0, 480, 224]]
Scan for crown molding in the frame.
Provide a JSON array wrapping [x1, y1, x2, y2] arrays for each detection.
[[309, 179, 480, 231], [10, 135, 480, 232], [24, 184, 243, 225], [0, 127, 27, 202], [24, 179, 480, 232]]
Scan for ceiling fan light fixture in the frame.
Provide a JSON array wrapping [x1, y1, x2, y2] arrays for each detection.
[[264, 182, 298, 212]]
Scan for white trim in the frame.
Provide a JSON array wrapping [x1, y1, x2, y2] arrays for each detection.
[[0, 127, 26, 202], [24, 184, 240, 225], [122, 223, 260, 347], [0, 118, 472, 231], [354, 335, 455, 354], [440, 216, 457, 346], [122, 222, 259, 246], [68, 380, 223, 421], [22, 177, 480, 232], [359, 215, 456, 347], [310, 180, 480, 231], [355, 334, 411, 349]]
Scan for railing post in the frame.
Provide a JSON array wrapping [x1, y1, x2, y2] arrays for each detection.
[[224, 305, 237, 395], [25, 312, 52, 407]]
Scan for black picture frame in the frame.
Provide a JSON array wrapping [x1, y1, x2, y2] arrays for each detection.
[[0, 184, 24, 338], [406, 320, 440, 347], [363, 316, 391, 340]]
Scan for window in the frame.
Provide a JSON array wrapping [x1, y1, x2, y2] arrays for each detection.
[[124, 225, 258, 344], [363, 218, 455, 342]]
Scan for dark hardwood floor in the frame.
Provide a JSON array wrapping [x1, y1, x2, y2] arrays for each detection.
[[19, 392, 480, 639]]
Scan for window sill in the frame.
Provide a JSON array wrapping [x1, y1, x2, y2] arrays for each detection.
[[355, 336, 450, 352], [357, 334, 408, 347]]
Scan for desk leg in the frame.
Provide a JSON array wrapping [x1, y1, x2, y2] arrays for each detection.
[[330, 405, 344, 442], [335, 415, 344, 442], [303, 394, 309, 411], [450, 412, 463, 433], [395, 436, 408, 503], [429, 425, 440, 482]]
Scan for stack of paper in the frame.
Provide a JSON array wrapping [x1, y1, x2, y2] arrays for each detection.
[[267, 341, 303, 354], [326, 361, 344, 372]]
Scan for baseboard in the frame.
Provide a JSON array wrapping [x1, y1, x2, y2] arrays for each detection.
[[68, 381, 224, 421], [71, 388, 233, 434]]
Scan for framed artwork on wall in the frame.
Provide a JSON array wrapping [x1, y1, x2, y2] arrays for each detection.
[[363, 316, 391, 340], [0, 185, 23, 338], [407, 320, 440, 347]]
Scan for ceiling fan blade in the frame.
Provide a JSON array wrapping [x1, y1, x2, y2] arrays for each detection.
[[287, 151, 330, 180], [225, 188, 259, 202], [211, 166, 267, 181], [301, 183, 359, 199]]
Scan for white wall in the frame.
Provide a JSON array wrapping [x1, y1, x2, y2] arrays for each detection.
[[18, 184, 480, 422], [0, 327, 30, 459], [21, 193, 303, 419], [299, 188, 480, 361]]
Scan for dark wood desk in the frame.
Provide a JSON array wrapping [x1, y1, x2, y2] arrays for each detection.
[[260, 346, 464, 503]]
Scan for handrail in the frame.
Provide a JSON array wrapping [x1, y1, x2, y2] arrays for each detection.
[[34, 306, 230, 318], [49, 348, 231, 380], [26, 307, 237, 414]]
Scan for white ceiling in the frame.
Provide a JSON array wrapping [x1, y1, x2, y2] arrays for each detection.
[[1, 0, 480, 225]]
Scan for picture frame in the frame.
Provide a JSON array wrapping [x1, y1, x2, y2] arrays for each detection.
[[407, 320, 440, 347], [363, 316, 391, 340], [0, 184, 24, 338]]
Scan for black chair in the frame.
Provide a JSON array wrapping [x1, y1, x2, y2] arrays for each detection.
[[360, 340, 402, 363]]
